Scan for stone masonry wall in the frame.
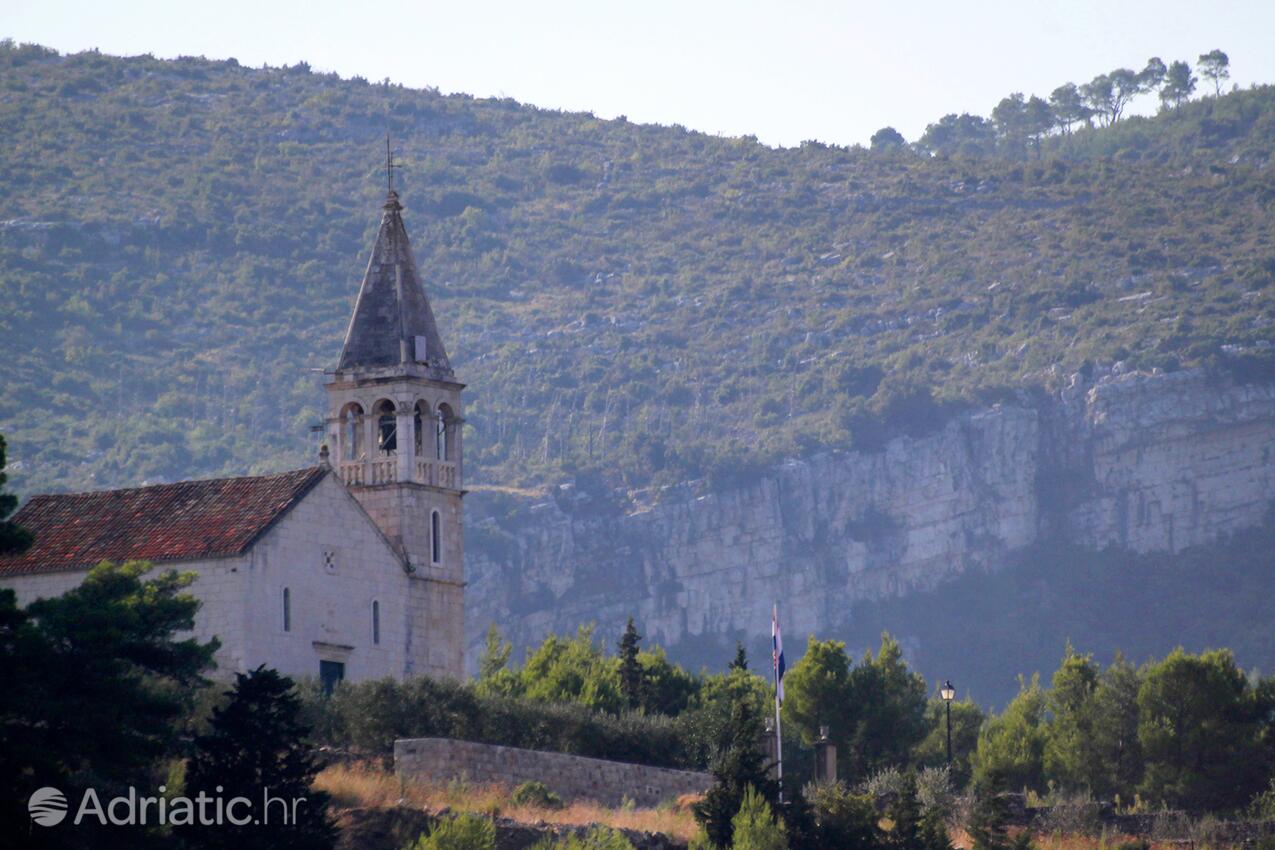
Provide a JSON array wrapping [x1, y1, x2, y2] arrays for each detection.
[[394, 738, 712, 807]]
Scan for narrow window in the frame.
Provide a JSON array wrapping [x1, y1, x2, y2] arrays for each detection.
[[435, 409, 447, 460], [282, 587, 291, 632], [431, 511, 441, 564], [372, 600, 381, 645]]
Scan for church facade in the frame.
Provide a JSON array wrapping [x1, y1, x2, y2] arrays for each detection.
[[0, 187, 466, 686]]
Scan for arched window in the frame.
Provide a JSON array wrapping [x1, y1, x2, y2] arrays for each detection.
[[342, 403, 364, 461], [414, 400, 430, 456], [435, 408, 448, 461], [282, 587, 291, 632], [375, 400, 397, 454], [431, 510, 441, 564], [371, 600, 381, 645]]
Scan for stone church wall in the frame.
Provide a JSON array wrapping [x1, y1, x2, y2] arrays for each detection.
[[240, 473, 418, 682], [394, 737, 712, 807]]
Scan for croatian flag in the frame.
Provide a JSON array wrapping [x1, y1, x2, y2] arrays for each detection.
[[772, 604, 786, 705]]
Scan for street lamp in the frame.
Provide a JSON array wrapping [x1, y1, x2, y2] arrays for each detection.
[[940, 680, 956, 768]]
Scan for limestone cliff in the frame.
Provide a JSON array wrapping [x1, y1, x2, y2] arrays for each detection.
[[465, 369, 1275, 669]]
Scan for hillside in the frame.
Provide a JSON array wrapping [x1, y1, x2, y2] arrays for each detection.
[[2, 42, 1275, 499]]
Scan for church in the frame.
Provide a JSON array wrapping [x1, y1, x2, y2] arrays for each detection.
[[0, 185, 466, 688]]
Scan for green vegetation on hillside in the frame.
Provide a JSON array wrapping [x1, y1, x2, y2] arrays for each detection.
[[1, 42, 1274, 496]]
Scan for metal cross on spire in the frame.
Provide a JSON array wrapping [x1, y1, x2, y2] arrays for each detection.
[[386, 133, 402, 195]]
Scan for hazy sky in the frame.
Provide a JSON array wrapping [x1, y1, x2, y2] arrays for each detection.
[[7, 0, 1275, 148]]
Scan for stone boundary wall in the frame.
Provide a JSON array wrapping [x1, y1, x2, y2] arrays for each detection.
[[394, 737, 711, 808]]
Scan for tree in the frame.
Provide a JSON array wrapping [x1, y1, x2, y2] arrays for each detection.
[[1160, 61, 1197, 110], [871, 127, 907, 151], [0, 434, 31, 556], [886, 770, 923, 850], [1049, 83, 1090, 133], [913, 694, 985, 788], [638, 645, 700, 715], [618, 617, 644, 710], [693, 679, 779, 848], [844, 634, 929, 780], [731, 786, 788, 850], [917, 114, 995, 157], [782, 636, 852, 752], [992, 94, 1030, 153], [1080, 70, 1142, 126], [972, 675, 1046, 793], [521, 625, 623, 713], [182, 666, 335, 850], [730, 641, 749, 672], [919, 807, 953, 850], [1024, 96, 1054, 153], [1137, 647, 1262, 811], [0, 561, 217, 847], [807, 782, 882, 850], [476, 624, 520, 697], [1198, 49, 1230, 96], [967, 768, 1012, 850], [1089, 654, 1144, 799], [1139, 57, 1168, 94], [1042, 645, 1101, 792]]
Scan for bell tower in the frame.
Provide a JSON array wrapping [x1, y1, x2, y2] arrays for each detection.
[[324, 184, 465, 679]]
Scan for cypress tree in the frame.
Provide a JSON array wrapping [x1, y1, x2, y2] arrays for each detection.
[[181, 666, 335, 850], [618, 617, 644, 710]]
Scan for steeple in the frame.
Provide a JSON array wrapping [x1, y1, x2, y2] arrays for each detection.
[[336, 189, 453, 379]]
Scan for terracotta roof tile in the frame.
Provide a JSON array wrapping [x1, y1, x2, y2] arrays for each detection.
[[0, 467, 327, 577]]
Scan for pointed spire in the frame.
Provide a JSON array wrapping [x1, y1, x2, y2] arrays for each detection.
[[336, 188, 454, 378]]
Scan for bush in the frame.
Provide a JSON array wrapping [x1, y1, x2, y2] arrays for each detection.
[[1113, 840, 1150, 850], [298, 676, 692, 769], [512, 781, 564, 810], [731, 786, 788, 850], [808, 783, 881, 850], [529, 826, 636, 850], [405, 813, 497, 850]]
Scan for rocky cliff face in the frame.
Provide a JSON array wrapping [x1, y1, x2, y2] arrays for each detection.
[[465, 369, 1275, 668]]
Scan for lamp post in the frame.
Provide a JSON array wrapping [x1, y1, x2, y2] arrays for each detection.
[[940, 680, 956, 768]]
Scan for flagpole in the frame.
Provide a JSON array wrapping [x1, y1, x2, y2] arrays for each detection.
[[772, 602, 784, 804]]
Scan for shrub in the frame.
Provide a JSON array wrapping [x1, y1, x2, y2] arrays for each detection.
[[512, 781, 564, 810], [730, 786, 788, 850], [405, 813, 497, 850], [529, 826, 636, 850], [1113, 840, 1150, 850]]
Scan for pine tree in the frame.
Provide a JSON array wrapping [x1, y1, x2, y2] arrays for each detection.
[[730, 786, 788, 850], [967, 769, 1012, 850], [181, 666, 335, 850], [729, 641, 749, 672], [693, 686, 778, 848], [919, 809, 954, 850], [0, 435, 32, 556], [618, 617, 644, 710]]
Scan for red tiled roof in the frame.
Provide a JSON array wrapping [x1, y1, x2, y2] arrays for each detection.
[[0, 467, 328, 577]]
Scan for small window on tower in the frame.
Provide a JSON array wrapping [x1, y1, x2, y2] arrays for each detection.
[[415, 335, 429, 363], [323, 550, 337, 574], [372, 600, 381, 645], [282, 587, 291, 632]]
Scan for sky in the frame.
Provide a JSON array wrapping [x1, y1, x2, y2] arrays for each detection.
[[6, 0, 1275, 148]]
